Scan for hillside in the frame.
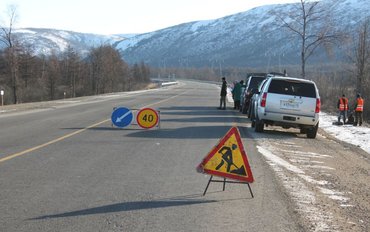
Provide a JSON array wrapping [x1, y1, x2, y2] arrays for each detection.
[[117, 0, 370, 67], [3, 0, 369, 68]]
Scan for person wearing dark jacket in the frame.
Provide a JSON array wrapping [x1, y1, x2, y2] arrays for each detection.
[[218, 77, 227, 110], [232, 81, 242, 110]]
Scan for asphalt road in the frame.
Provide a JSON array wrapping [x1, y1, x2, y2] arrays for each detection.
[[0, 81, 301, 232]]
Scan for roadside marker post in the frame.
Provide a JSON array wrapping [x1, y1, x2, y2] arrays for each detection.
[[196, 127, 254, 197], [1, 90, 4, 106]]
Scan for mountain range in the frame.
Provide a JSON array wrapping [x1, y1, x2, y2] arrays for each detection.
[[3, 0, 369, 68]]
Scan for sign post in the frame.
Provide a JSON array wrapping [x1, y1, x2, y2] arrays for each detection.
[[0, 90, 4, 106]]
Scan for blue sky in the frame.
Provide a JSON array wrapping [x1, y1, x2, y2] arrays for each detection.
[[0, 0, 300, 35]]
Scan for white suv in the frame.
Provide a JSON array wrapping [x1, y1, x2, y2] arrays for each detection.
[[252, 76, 321, 138]]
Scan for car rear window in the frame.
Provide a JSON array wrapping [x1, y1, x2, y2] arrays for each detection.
[[247, 77, 265, 91], [268, 79, 316, 98]]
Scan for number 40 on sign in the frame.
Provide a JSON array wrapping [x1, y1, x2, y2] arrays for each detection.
[[136, 108, 160, 129]]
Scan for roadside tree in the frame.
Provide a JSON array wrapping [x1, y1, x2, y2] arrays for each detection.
[[353, 18, 370, 95], [276, 0, 340, 78], [87, 45, 129, 95], [0, 5, 20, 103], [61, 46, 81, 98]]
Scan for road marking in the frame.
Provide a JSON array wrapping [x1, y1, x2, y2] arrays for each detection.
[[0, 119, 110, 163], [0, 88, 191, 164]]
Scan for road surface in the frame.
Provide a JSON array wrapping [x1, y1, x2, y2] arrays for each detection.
[[0, 81, 368, 231]]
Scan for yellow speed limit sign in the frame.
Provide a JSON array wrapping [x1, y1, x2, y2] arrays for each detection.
[[136, 108, 159, 129]]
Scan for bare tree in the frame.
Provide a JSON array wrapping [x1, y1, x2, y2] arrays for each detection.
[[62, 46, 80, 98], [140, 61, 150, 82], [277, 0, 339, 78], [88, 45, 129, 94], [354, 18, 370, 94], [45, 53, 61, 100], [0, 5, 20, 103]]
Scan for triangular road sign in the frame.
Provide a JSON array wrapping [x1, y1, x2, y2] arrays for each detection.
[[197, 127, 254, 183]]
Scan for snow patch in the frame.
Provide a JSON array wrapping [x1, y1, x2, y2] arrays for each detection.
[[263, 157, 334, 231], [319, 112, 370, 154], [278, 149, 333, 158], [190, 20, 214, 32], [318, 187, 351, 203], [258, 146, 305, 174]]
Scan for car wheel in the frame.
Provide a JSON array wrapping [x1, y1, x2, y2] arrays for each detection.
[[255, 117, 264, 132], [242, 105, 248, 114], [247, 104, 252, 118], [250, 108, 256, 127], [306, 123, 318, 139]]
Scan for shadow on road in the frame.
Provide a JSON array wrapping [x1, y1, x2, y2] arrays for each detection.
[[31, 198, 217, 220], [126, 126, 249, 139]]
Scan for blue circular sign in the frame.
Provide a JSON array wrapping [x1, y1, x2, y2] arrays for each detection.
[[111, 107, 133, 128]]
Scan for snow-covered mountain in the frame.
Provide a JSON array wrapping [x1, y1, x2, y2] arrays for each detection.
[[118, 0, 370, 67], [4, 0, 369, 68], [1, 28, 131, 56]]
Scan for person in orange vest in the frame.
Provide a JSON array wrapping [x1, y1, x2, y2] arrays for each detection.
[[353, 93, 364, 126], [337, 94, 349, 124]]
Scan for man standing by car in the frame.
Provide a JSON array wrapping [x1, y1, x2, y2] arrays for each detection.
[[218, 77, 227, 110], [337, 94, 348, 125], [232, 80, 242, 110], [353, 93, 364, 126]]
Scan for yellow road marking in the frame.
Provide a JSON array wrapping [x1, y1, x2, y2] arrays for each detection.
[[0, 119, 110, 163], [0, 88, 191, 164]]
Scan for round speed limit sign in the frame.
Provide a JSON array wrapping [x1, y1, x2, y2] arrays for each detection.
[[137, 108, 159, 129]]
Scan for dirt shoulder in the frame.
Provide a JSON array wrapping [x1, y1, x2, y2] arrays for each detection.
[[251, 126, 369, 231]]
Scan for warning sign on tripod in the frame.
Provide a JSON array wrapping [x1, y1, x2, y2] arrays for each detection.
[[197, 127, 254, 197]]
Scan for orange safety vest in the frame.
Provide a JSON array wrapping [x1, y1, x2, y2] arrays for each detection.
[[355, 97, 364, 112], [339, 97, 348, 111]]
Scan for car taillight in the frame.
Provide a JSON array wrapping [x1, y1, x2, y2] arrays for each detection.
[[261, 92, 267, 107], [315, 98, 321, 113]]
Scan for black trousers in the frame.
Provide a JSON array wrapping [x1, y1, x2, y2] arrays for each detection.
[[234, 100, 240, 109], [354, 111, 363, 126], [219, 96, 226, 109]]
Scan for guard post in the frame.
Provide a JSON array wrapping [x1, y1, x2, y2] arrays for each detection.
[[1, 90, 4, 106]]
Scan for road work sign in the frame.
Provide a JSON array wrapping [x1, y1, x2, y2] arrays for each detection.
[[136, 108, 159, 129], [197, 127, 254, 183], [111, 107, 133, 128]]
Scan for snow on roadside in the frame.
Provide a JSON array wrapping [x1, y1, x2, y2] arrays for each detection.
[[319, 112, 370, 154], [257, 145, 334, 231], [255, 111, 369, 231]]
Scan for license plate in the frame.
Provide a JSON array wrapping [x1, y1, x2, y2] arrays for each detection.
[[283, 116, 296, 121], [280, 100, 299, 110]]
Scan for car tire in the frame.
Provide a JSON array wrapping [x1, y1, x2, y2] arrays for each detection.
[[255, 117, 264, 132], [242, 105, 248, 114], [247, 104, 252, 118], [306, 123, 318, 139], [250, 107, 256, 127]]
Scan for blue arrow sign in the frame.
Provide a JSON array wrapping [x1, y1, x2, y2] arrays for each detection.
[[111, 107, 133, 128]]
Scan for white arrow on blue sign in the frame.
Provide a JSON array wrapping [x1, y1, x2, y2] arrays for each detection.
[[111, 107, 133, 128]]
